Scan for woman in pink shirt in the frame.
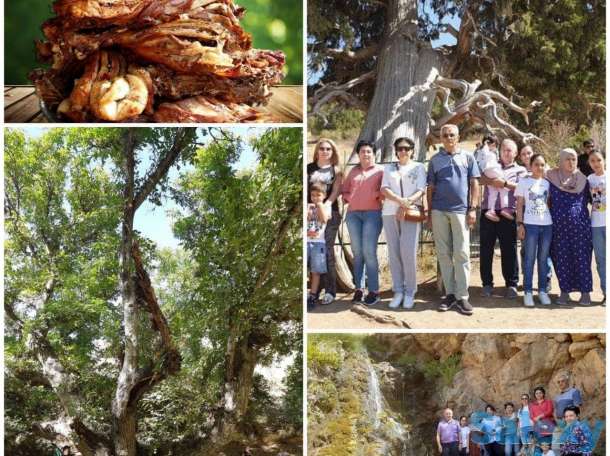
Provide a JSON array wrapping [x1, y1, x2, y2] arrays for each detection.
[[341, 140, 384, 306]]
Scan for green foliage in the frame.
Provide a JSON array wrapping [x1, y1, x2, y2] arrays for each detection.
[[308, 338, 342, 371], [5, 0, 302, 84], [362, 335, 387, 354], [421, 354, 461, 387], [283, 348, 304, 430], [309, 103, 366, 138]]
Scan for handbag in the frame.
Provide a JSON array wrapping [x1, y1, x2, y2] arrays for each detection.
[[394, 163, 427, 222]]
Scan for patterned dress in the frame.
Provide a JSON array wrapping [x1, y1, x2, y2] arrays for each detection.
[[549, 183, 593, 293], [559, 420, 593, 455]]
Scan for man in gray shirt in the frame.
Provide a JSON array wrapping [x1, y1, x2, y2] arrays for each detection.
[[427, 124, 480, 315]]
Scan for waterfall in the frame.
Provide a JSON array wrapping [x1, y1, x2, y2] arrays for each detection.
[[367, 362, 383, 430], [367, 362, 413, 456]]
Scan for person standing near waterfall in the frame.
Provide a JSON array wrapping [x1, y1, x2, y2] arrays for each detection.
[[437, 408, 461, 456]]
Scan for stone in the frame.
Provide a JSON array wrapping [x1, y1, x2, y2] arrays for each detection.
[[570, 333, 597, 342], [568, 339, 601, 359]]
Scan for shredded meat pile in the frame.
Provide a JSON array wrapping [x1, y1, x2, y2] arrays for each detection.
[[30, 0, 286, 122]]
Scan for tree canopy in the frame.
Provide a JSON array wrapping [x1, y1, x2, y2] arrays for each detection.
[[5, 127, 303, 455]]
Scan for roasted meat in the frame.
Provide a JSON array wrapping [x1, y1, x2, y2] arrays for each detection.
[[30, 0, 286, 122], [153, 95, 270, 123]]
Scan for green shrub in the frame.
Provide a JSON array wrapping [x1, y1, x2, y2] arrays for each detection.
[[308, 338, 341, 370], [310, 103, 366, 138], [422, 354, 461, 386]]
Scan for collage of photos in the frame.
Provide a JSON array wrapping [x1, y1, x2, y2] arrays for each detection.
[[1, 0, 606, 456]]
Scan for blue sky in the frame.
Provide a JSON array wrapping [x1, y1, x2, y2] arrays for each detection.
[[19, 127, 268, 250]]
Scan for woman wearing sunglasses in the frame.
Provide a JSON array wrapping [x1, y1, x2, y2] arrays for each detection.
[[380, 137, 426, 309]]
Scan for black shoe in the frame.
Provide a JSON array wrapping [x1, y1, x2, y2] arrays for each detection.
[[364, 291, 380, 306], [456, 298, 474, 315], [307, 294, 317, 311], [352, 289, 364, 303], [438, 294, 456, 312]]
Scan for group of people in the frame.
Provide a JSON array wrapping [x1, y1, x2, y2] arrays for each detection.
[[436, 376, 594, 455], [306, 124, 606, 313]]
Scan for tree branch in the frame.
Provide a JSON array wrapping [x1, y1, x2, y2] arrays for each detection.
[[133, 127, 196, 210], [326, 44, 379, 61]]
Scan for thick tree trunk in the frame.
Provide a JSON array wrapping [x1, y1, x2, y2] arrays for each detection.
[[112, 130, 138, 456], [113, 407, 137, 456], [358, 0, 443, 161]]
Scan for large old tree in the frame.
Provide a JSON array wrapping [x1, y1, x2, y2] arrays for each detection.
[[5, 128, 302, 455], [309, 0, 605, 160]]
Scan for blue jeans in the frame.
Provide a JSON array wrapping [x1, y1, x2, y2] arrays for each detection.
[[592, 226, 606, 294], [504, 435, 519, 456], [346, 210, 382, 292], [523, 224, 552, 293]]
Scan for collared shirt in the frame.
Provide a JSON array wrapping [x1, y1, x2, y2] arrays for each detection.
[[554, 387, 583, 419], [427, 147, 480, 213], [482, 162, 527, 210], [437, 418, 460, 443]]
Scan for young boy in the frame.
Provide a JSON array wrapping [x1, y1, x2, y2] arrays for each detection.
[[307, 183, 331, 310], [539, 442, 555, 456]]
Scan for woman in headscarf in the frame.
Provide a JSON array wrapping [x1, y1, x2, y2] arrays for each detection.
[[547, 148, 593, 305]]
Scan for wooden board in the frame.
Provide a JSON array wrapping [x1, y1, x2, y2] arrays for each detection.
[[4, 85, 303, 124]]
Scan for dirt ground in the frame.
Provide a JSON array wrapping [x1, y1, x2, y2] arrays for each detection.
[[307, 247, 605, 330]]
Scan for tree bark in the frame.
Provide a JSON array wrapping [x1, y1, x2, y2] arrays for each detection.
[[357, 0, 443, 161], [112, 129, 138, 456]]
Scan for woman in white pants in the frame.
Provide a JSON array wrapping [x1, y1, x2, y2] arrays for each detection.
[[381, 137, 427, 309]]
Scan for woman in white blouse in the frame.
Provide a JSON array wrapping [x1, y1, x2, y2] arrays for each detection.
[[380, 137, 427, 309]]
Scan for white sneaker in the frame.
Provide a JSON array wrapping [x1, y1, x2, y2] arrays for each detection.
[[402, 294, 415, 309], [321, 294, 335, 305], [523, 292, 534, 307], [538, 292, 551, 305], [389, 293, 404, 309]]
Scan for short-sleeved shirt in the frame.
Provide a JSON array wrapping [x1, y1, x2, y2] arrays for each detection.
[[587, 173, 606, 227], [381, 161, 427, 216], [554, 387, 583, 419], [308, 162, 339, 212], [427, 148, 480, 213], [459, 426, 470, 449], [482, 162, 527, 210], [341, 164, 384, 212], [437, 419, 460, 444], [306, 202, 331, 242], [514, 177, 552, 225]]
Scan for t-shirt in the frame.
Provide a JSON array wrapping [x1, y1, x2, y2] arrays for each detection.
[[306, 202, 331, 242], [341, 164, 384, 212], [542, 450, 556, 456], [427, 148, 481, 213], [437, 419, 460, 444], [308, 162, 339, 211], [587, 173, 606, 227], [482, 163, 527, 210], [514, 177, 552, 225], [554, 387, 583, 419], [381, 161, 427, 216], [459, 426, 470, 449]]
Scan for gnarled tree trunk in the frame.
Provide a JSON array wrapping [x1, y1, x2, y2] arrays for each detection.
[[358, 0, 443, 161]]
